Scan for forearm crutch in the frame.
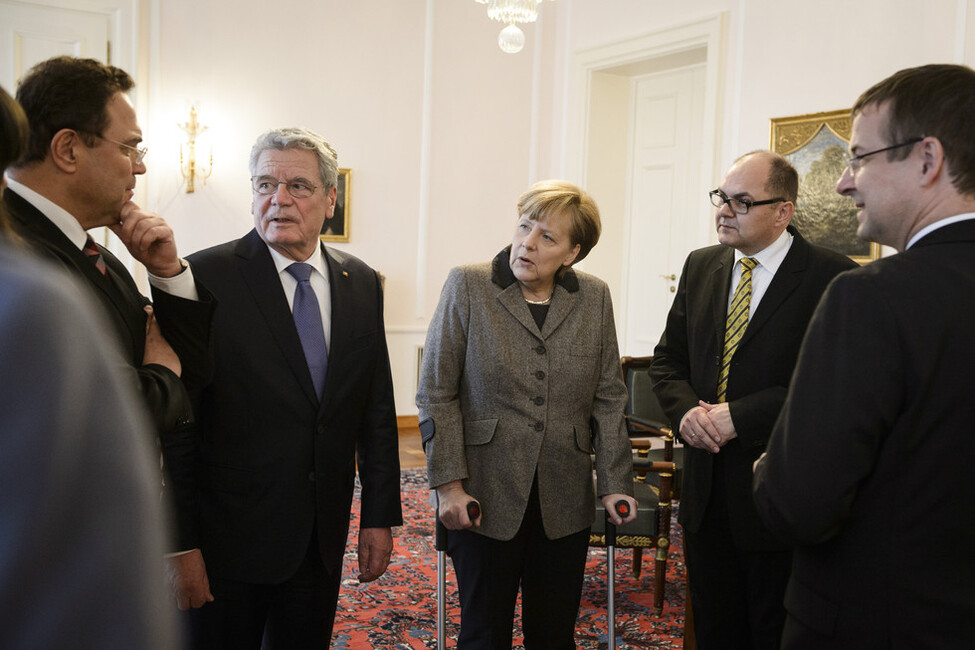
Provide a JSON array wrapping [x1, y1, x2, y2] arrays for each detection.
[[435, 500, 480, 649], [606, 500, 630, 650]]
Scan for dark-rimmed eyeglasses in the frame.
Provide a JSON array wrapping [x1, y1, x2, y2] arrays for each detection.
[[845, 137, 924, 174], [251, 176, 321, 199], [709, 189, 786, 215], [92, 133, 148, 165]]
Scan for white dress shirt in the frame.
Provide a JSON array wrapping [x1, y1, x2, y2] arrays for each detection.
[[727, 228, 794, 321]]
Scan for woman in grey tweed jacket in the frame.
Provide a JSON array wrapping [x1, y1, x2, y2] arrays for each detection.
[[417, 180, 637, 648]]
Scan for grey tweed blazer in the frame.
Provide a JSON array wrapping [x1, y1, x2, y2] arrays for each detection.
[[417, 247, 633, 541]]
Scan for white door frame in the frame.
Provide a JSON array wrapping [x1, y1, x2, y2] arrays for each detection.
[[565, 13, 727, 351]]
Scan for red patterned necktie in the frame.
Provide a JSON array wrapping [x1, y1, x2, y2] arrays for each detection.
[[83, 235, 107, 276]]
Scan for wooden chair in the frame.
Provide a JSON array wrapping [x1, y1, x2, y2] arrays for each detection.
[[589, 356, 679, 616], [621, 355, 684, 498]]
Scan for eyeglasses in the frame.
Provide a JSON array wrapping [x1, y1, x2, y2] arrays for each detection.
[[845, 137, 923, 174], [93, 134, 148, 165], [709, 189, 786, 215], [251, 176, 321, 199]]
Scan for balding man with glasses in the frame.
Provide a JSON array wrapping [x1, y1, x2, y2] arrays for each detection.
[[650, 150, 855, 649]]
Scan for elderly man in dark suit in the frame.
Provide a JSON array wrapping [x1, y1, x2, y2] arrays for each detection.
[[4, 56, 213, 442], [754, 64, 975, 649], [650, 151, 856, 649], [169, 127, 402, 648]]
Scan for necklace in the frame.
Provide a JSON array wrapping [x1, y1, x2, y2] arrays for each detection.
[[524, 293, 553, 305]]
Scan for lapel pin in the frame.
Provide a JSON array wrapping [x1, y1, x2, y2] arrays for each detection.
[[342, 271, 349, 277]]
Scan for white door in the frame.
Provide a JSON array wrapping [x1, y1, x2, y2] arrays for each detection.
[[622, 64, 706, 356], [0, 1, 110, 90]]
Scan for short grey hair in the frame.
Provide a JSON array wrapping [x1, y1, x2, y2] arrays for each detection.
[[249, 127, 338, 190]]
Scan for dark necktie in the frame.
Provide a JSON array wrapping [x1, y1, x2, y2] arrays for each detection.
[[717, 257, 757, 403], [83, 235, 107, 276], [286, 263, 328, 399]]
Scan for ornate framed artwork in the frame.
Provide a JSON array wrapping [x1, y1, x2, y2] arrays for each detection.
[[770, 109, 880, 263], [320, 168, 351, 243]]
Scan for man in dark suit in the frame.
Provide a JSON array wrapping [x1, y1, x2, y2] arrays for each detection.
[[753, 65, 975, 649], [650, 151, 856, 649], [4, 56, 213, 442], [170, 127, 402, 648]]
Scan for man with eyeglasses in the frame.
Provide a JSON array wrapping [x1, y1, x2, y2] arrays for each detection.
[[169, 127, 402, 647], [650, 150, 855, 649], [4, 53, 213, 519], [753, 65, 975, 649]]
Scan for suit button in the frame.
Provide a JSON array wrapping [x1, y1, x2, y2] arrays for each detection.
[[535, 370, 545, 380], [533, 396, 545, 406], [534, 345, 546, 355], [308, 472, 316, 482], [533, 422, 544, 432]]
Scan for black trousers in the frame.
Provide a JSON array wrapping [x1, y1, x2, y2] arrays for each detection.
[[447, 478, 591, 650], [683, 481, 792, 650], [185, 532, 341, 650]]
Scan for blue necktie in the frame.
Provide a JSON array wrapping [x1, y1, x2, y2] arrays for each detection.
[[286, 263, 328, 399]]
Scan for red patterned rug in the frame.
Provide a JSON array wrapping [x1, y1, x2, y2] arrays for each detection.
[[332, 468, 687, 648]]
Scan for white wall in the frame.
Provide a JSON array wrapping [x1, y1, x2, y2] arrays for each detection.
[[139, 0, 975, 417]]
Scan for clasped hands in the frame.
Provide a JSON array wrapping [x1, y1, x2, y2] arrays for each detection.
[[680, 400, 737, 453]]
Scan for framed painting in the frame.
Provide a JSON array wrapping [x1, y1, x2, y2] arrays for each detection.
[[321, 168, 351, 243], [770, 109, 880, 264]]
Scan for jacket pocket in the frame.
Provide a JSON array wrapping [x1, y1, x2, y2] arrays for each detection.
[[573, 424, 594, 453], [464, 418, 499, 446]]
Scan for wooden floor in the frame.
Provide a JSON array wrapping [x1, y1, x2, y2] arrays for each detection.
[[398, 422, 425, 470]]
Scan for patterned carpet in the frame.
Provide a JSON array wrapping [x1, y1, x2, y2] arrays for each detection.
[[332, 469, 687, 648]]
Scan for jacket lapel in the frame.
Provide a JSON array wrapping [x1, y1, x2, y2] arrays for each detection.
[[235, 230, 320, 408], [6, 189, 146, 360], [709, 248, 734, 352], [739, 228, 809, 348], [320, 244, 355, 413]]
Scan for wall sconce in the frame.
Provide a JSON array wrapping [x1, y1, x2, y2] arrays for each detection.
[[179, 106, 212, 193]]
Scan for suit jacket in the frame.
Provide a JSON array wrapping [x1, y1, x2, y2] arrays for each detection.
[[417, 247, 633, 542], [651, 226, 856, 549], [4, 189, 214, 434], [753, 220, 975, 648], [182, 229, 402, 583]]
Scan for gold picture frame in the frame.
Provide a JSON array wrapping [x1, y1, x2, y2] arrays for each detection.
[[320, 168, 351, 243], [770, 109, 880, 264]]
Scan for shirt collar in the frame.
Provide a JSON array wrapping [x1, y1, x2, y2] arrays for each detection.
[[4, 177, 89, 250], [906, 212, 975, 249], [734, 227, 793, 274], [266, 242, 328, 279]]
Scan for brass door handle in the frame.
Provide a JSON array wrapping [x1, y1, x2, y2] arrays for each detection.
[[660, 274, 677, 292]]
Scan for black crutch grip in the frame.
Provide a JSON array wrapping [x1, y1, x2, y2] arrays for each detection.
[[435, 514, 447, 552], [606, 499, 629, 547]]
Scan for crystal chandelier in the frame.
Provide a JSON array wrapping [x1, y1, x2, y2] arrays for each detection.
[[474, 0, 553, 54]]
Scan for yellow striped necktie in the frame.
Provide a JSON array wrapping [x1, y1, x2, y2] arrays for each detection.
[[717, 257, 757, 403]]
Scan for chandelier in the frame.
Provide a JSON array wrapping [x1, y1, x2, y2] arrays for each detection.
[[474, 0, 554, 54]]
